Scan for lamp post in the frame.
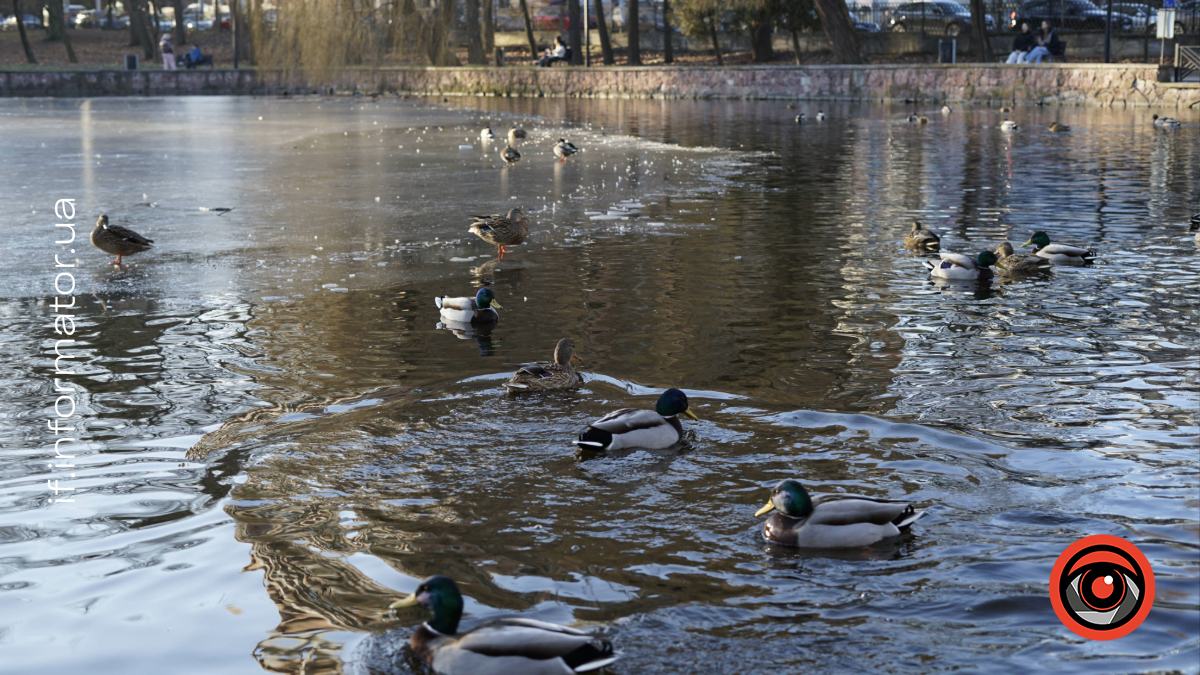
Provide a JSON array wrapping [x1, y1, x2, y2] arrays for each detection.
[[1104, 0, 1113, 62]]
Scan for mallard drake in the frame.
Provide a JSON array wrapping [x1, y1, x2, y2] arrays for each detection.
[[815, 111, 826, 121], [469, 208, 528, 258], [574, 388, 699, 452], [507, 127, 527, 145], [922, 250, 998, 280], [994, 241, 1051, 276], [436, 288, 501, 323], [90, 215, 153, 265], [480, 126, 495, 142], [904, 220, 940, 251], [754, 479, 925, 548], [1152, 114, 1181, 128], [1022, 231, 1095, 265], [941, 105, 952, 114], [504, 338, 581, 393], [1048, 122, 1071, 133], [501, 143, 521, 167], [553, 139, 579, 162], [795, 114, 806, 123], [390, 575, 619, 675], [1000, 119, 1019, 131], [907, 113, 919, 123]]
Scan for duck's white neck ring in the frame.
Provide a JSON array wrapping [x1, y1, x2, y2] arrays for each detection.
[[422, 622, 451, 637]]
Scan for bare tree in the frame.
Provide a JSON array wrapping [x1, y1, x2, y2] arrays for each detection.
[[483, 0, 495, 58], [779, 0, 819, 65], [812, 0, 861, 63], [627, 0, 641, 64], [594, 0, 614, 64], [466, 0, 486, 63], [662, 0, 673, 63], [13, 0, 36, 63], [518, 0, 538, 63], [969, 0, 992, 62], [46, 0, 80, 62], [568, 0, 582, 64], [173, 0, 187, 47], [676, 0, 723, 65]]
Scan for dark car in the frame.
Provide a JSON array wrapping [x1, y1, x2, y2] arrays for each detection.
[[1010, 0, 1132, 31], [890, 1, 995, 36], [850, 11, 882, 31]]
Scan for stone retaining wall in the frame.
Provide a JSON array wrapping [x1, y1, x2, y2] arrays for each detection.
[[2, 65, 1197, 108]]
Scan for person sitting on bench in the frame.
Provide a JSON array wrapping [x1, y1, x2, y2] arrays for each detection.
[[1006, 22, 1036, 63], [183, 44, 209, 68], [537, 36, 569, 67], [1025, 21, 1063, 64]]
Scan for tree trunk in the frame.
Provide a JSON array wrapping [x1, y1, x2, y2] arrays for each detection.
[[791, 29, 801, 64], [749, 21, 772, 62], [518, 0, 538, 63], [662, 0, 672, 63], [47, 0, 63, 40], [48, 1, 80, 62], [466, 0, 485, 63], [708, 16, 722, 66], [969, 0, 992, 62], [482, 0, 494, 55], [627, 0, 640, 64], [812, 0, 862, 64], [594, 0, 614, 64], [568, 0, 582, 64], [134, 1, 156, 59], [13, 0, 37, 64], [173, 0, 186, 47], [437, 0, 462, 66]]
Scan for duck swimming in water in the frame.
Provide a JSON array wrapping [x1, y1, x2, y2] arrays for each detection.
[[922, 250, 998, 280], [574, 388, 699, 452], [754, 479, 926, 549]]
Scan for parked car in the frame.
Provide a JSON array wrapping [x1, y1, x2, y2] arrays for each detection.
[[1110, 3, 1151, 32], [849, 11, 882, 31], [183, 10, 214, 30], [1169, 0, 1199, 34], [1010, 0, 1132, 31], [889, 1, 994, 35], [2, 13, 43, 30]]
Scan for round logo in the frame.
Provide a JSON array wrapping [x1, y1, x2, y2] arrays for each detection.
[[1050, 534, 1154, 640]]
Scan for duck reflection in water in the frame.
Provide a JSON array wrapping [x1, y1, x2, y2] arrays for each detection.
[[929, 276, 995, 300], [436, 319, 499, 356]]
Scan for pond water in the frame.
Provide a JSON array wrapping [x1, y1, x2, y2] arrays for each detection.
[[0, 95, 1197, 674]]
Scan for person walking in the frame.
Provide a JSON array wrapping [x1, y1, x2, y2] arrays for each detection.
[[160, 34, 176, 70], [1024, 21, 1061, 64], [1006, 22, 1036, 63]]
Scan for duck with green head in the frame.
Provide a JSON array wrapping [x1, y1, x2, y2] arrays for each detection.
[[574, 388, 699, 452], [755, 479, 926, 548], [390, 575, 619, 675], [436, 287, 502, 324], [922, 250, 997, 280], [1022, 231, 1095, 265]]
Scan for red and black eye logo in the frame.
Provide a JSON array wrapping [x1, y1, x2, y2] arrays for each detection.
[[1050, 534, 1155, 640]]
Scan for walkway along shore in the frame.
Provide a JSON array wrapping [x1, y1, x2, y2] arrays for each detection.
[[2, 64, 1197, 108]]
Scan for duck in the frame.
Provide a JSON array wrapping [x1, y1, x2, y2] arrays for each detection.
[[907, 113, 919, 123], [922, 250, 998, 280], [1048, 122, 1071, 133], [1000, 119, 1019, 131], [501, 143, 521, 167], [506, 126, 527, 145], [480, 126, 495, 142], [1022, 231, 1095, 265], [574, 388, 699, 452], [90, 215, 154, 266], [1000, 105, 1012, 113], [903, 220, 940, 251], [469, 208, 528, 258], [941, 105, 952, 114], [435, 288, 501, 324], [553, 139, 579, 162], [504, 338, 581, 393], [754, 479, 926, 549], [389, 575, 619, 675], [795, 113, 806, 123], [1152, 114, 1181, 128], [917, 115, 930, 125], [994, 241, 1051, 276], [816, 111, 826, 121]]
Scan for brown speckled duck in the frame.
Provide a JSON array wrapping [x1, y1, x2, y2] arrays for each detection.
[[91, 215, 154, 265], [469, 208, 528, 258], [504, 338, 581, 393], [904, 220, 940, 251]]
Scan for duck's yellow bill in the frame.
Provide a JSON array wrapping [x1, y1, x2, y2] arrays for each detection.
[[754, 502, 776, 517], [684, 410, 700, 421], [389, 594, 419, 609], [1021, 238, 1033, 247], [490, 301, 503, 310]]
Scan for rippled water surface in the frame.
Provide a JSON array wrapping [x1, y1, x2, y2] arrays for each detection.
[[1, 96, 1197, 674]]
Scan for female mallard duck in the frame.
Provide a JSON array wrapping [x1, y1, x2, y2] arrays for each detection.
[[480, 126, 496, 142], [1022, 231, 1095, 265], [507, 127, 527, 145], [501, 143, 521, 167], [922, 250, 998, 280], [469, 208, 528, 258], [754, 479, 925, 549], [1000, 119, 1019, 131], [390, 575, 619, 675], [1048, 122, 1071, 133], [91, 215, 154, 265], [436, 288, 501, 323], [904, 220, 940, 251], [994, 242, 1050, 276], [917, 115, 930, 125], [1000, 105, 1012, 113], [504, 338, 581, 393], [574, 388, 699, 452], [553, 139, 579, 162], [1152, 114, 1181, 128]]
